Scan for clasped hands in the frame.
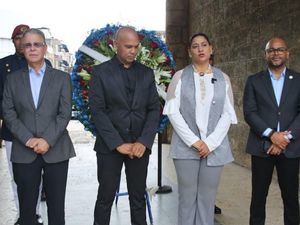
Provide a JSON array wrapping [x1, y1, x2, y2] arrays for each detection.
[[192, 140, 211, 158], [116, 142, 146, 159], [26, 138, 50, 155], [267, 131, 290, 155]]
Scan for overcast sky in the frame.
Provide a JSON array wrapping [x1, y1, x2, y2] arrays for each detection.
[[0, 0, 166, 53]]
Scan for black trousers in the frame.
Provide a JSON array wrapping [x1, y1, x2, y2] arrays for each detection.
[[250, 155, 300, 225], [94, 151, 149, 225], [13, 155, 69, 225]]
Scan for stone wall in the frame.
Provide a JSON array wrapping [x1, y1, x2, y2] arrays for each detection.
[[166, 0, 300, 167], [166, 0, 190, 70]]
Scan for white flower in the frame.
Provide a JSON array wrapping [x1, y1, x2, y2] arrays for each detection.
[[78, 69, 91, 81], [156, 54, 167, 64], [154, 69, 172, 83]]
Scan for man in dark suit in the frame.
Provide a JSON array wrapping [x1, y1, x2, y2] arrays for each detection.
[[89, 26, 160, 225], [243, 37, 300, 225], [2, 28, 75, 225]]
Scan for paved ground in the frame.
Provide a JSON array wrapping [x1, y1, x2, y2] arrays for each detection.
[[0, 121, 286, 225]]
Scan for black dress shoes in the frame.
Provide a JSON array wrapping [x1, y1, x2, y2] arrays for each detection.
[[14, 214, 44, 225], [214, 205, 222, 214]]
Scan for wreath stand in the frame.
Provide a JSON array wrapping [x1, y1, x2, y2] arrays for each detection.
[[156, 133, 172, 194]]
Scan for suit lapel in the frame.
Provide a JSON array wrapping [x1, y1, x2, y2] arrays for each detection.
[[22, 68, 36, 109], [261, 70, 278, 107], [279, 69, 293, 107], [37, 66, 53, 108]]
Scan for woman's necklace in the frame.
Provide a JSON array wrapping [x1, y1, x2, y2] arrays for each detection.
[[193, 64, 212, 76], [192, 64, 212, 102]]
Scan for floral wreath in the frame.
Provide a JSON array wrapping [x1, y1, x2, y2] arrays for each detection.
[[71, 24, 175, 136]]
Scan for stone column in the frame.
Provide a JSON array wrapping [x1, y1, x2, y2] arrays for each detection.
[[166, 0, 190, 70]]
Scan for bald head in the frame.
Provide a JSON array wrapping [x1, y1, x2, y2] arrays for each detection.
[[114, 26, 140, 67], [265, 37, 288, 51], [115, 26, 138, 41], [264, 37, 289, 70]]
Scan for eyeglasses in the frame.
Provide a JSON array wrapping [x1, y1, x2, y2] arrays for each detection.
[[23, 42, 45, 49], [265, 47, 287, 54]]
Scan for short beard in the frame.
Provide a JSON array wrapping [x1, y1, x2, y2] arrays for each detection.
[[268, 61, 285, 70]]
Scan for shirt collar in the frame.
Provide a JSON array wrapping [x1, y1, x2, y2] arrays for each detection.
[[268, 67, 286, 79], [112, 55, 136, 69], [28, 62, 46, 75]]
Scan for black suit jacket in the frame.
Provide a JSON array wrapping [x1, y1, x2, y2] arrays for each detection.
[[89, 57, 160, 154], [243, 68, 300, 158]]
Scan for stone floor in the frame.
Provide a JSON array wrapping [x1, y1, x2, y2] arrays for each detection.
[[0, 121, 285, 225]]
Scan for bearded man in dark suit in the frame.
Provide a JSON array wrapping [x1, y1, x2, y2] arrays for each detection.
[[243, 37, 300, 225]]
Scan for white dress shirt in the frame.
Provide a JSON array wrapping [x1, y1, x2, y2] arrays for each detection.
[[163, 70, 237, 152]]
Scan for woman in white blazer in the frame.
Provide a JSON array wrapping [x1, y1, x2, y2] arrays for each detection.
[[163, 33, 237, 225]]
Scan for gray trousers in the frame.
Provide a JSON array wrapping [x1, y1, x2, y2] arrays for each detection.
[[173, 158, 223, 225]]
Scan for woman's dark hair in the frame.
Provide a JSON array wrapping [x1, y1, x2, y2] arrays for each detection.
[[188, 32, 211, 47]]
